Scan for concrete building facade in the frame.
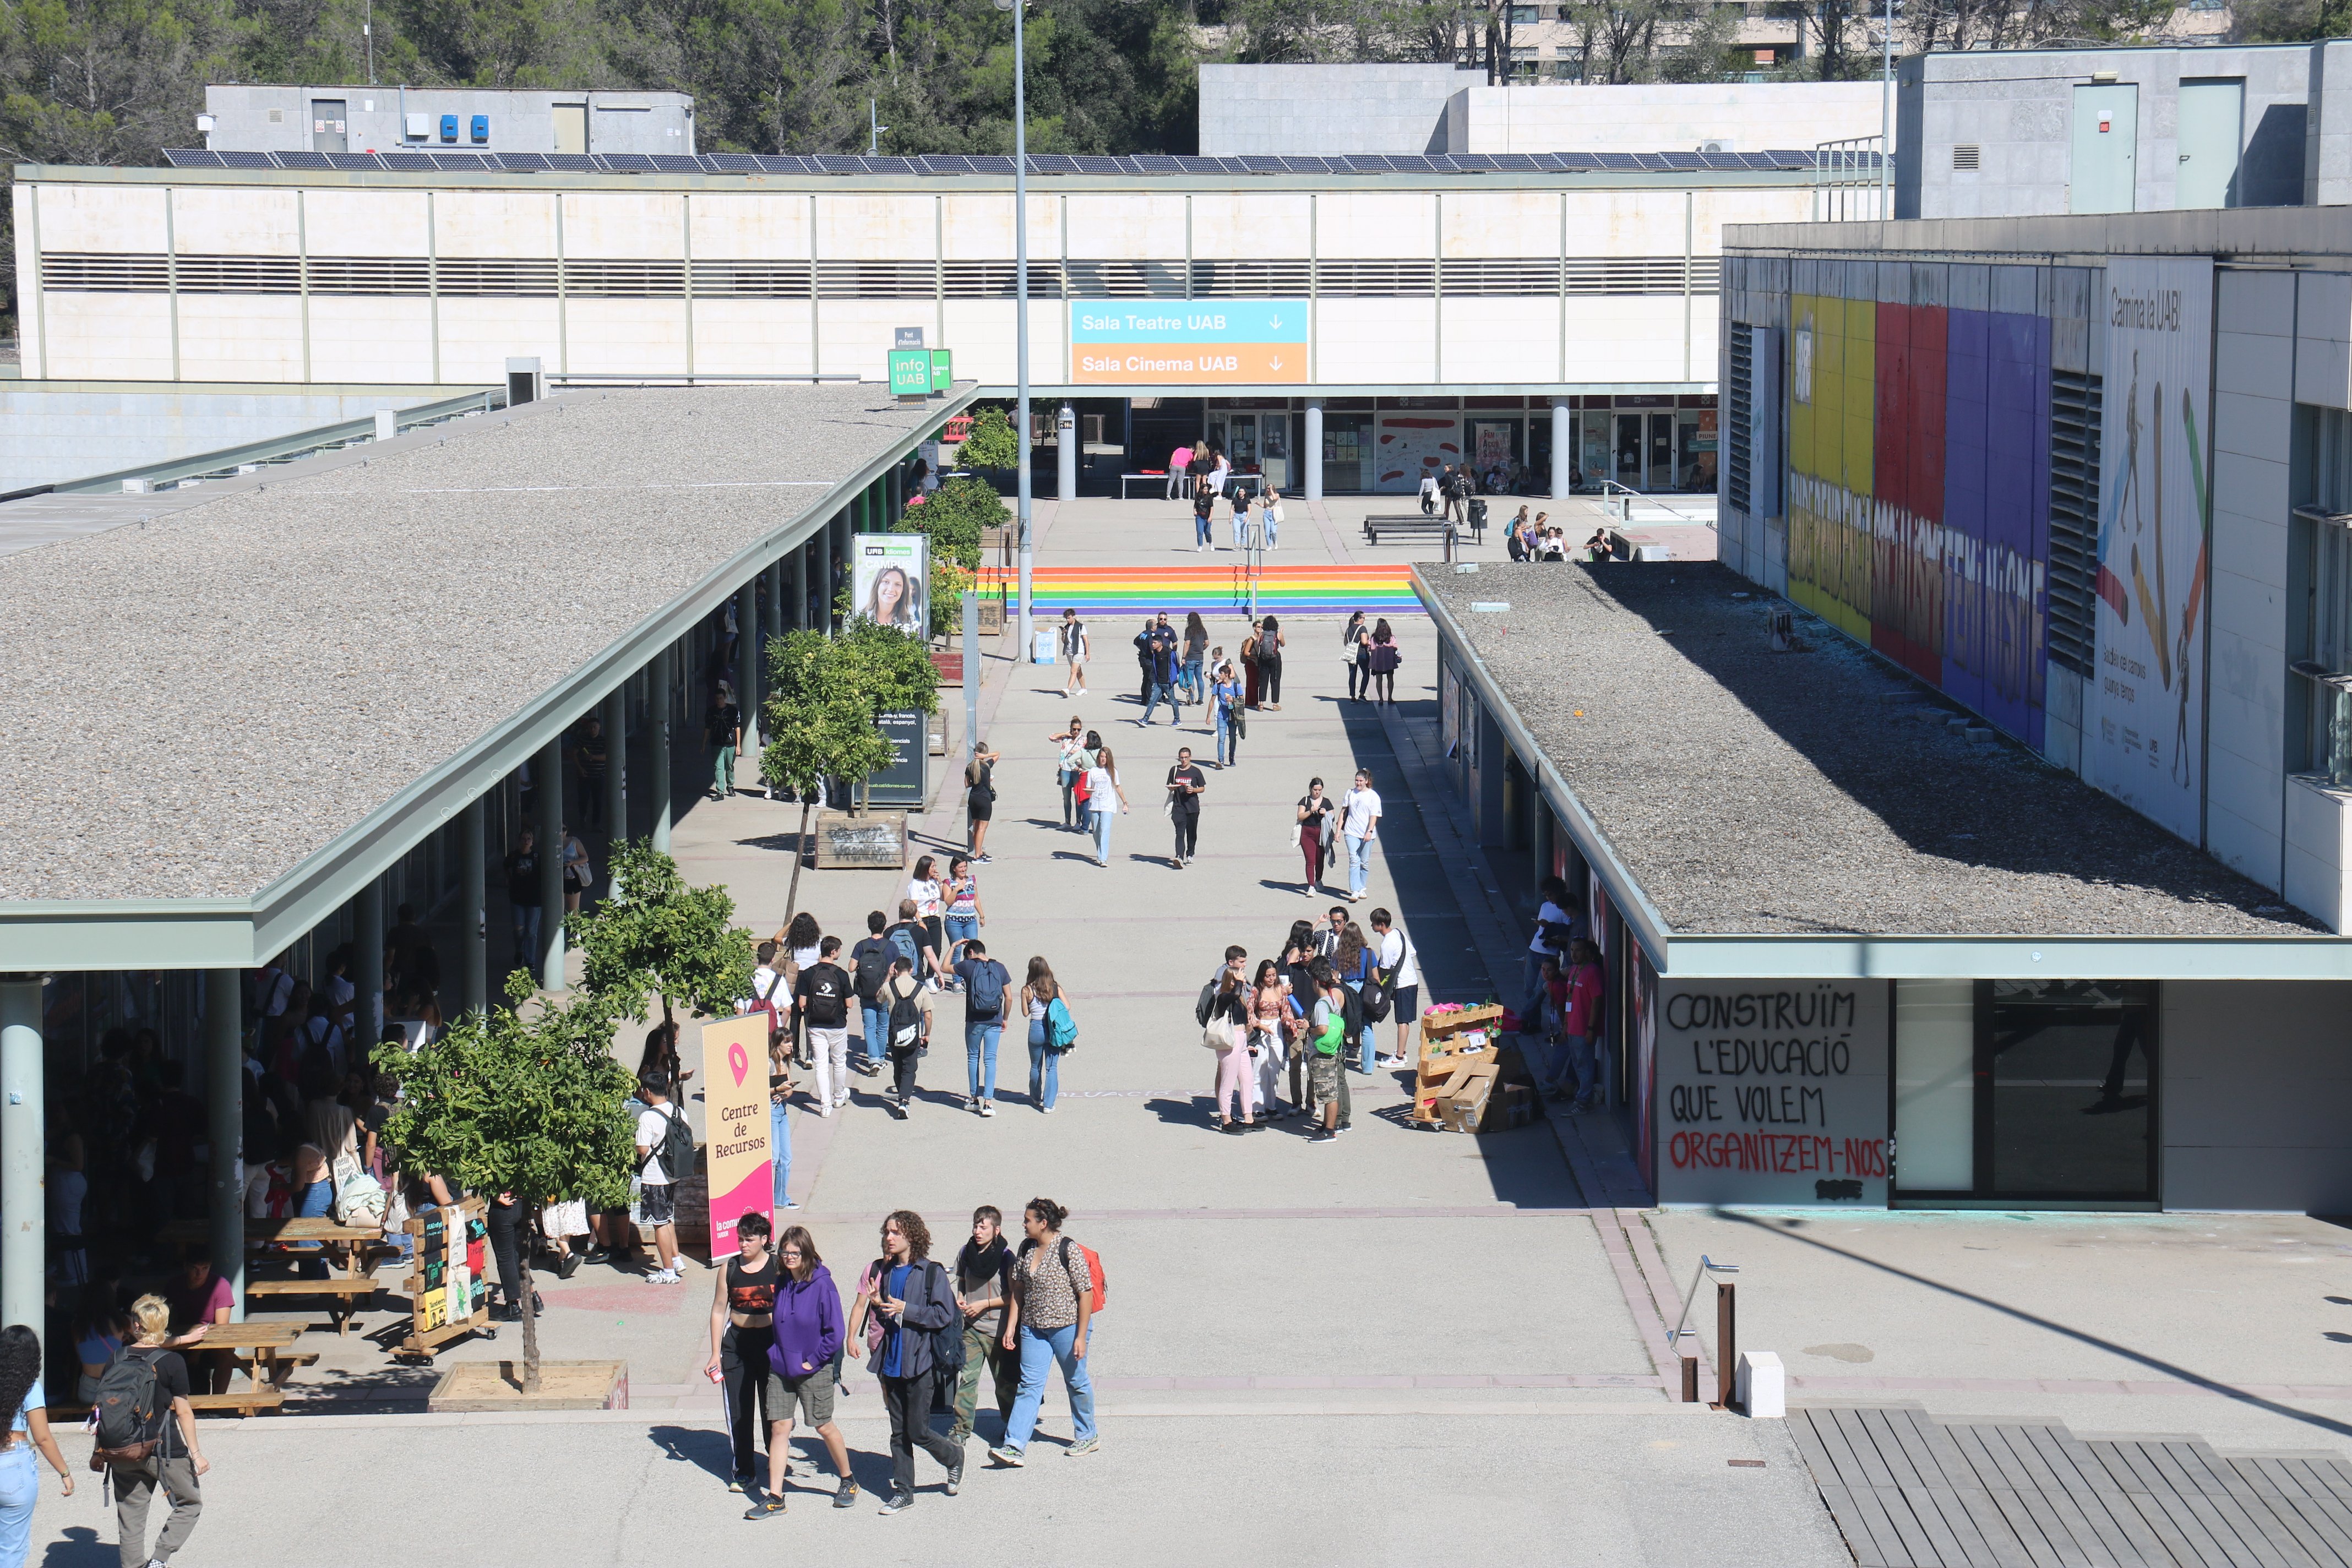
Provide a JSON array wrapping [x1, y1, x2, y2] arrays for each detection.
[[201, 84, 695, 158]]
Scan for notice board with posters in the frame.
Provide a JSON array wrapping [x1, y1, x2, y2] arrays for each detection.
[[2089, 256, 2215, 846], [1654, 981, 1888, 1206], [700, 1014, 773, 1258]]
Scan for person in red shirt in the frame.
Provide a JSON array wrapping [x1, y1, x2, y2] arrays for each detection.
[[1558, 939, 1606, 1112], [166, 1247, 236, 1393]]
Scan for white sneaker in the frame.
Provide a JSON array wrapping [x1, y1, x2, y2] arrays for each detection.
[[816, 1106, 833, 1118], [668, 1254, 689, 1273], [645, 1268, 679, 1284]]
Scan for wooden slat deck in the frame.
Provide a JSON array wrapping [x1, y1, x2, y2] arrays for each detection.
[[1794, 1408, 2352, 1568]]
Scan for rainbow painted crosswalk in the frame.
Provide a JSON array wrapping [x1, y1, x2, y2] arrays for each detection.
[[981, 565, 1421, 618]]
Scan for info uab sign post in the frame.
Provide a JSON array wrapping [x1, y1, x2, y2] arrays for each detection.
[[1070, 300, 1308, 384], [1654, 981, 1890, 1205]]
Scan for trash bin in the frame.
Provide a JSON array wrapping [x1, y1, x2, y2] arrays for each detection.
[[1467, 498, 1489, 531]]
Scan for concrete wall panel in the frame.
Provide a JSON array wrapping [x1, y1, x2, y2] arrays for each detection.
[[305, 296, 435, 381], [302, 189, 428, 257], [433, 190, 558, 258], [175, 293, 304, 382], [437, 296, 562, 383], [2164, 979, 2352, 1211], [814, 195, 935, 261], [560, 192, 684, 259]]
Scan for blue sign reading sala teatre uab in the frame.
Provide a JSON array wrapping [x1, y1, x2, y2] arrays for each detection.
[[1069, 300, 1309, 343]]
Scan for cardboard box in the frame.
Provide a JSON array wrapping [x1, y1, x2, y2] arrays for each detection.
[[1435, 1063, 1500, 1133]]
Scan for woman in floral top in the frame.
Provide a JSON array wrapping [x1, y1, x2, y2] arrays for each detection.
[[989, 1198, 1098, 1466]]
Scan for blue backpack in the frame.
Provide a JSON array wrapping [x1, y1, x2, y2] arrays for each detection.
[[1044, 995, 1079, 1052], [968, 960, 1008, 1020], [886, 923, 921, 969]]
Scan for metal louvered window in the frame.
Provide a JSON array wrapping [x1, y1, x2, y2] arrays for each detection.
[[1562, 257, 1718, 295], [1728, 323, 1755, 515], [940, 262, 1061, 298], [40, 253, 171, 292], [1437, 258, 1563, 296], [563, 259, 686, 297], [304, 257, 432, 295], [2048, 369, 2103, 679], [1953, 145, 1982, 171], [171, 254, 302, 293], [1188, 259, 1311, 297], [814, 260, 939, 299], [1063, 259, 1188, 298], [1313, 259, 1435, 296], [690, 260, 813, 298], [434, 258, 560, 297]]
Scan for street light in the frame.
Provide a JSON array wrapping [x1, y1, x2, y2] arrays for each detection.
[[994, 0, 1034, 662]]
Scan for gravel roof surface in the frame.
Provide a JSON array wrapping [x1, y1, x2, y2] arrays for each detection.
[[0, 383, 941, 903], [1424, 563, 2316, 938]]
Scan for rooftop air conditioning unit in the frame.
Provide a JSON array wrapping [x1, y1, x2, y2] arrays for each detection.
[[1699, 139, 1735, 154]]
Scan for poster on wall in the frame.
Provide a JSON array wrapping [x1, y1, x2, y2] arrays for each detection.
[[1070, 300, 1307, 384], [2089, 256, 2214, 846], [1654, 981, 1889, 1206], [700, 1014, 774, 1257], [1375, 414, 1462, 493], [852, 533, 928, 632]]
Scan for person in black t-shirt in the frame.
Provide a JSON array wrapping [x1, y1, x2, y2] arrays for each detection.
[[503, 828, 542, 972], [1165, 747, 1207, 867], [110, 1295, 208, 1565], [849, 911, 895, 1078], [794, 936, 855, 1114], [705, 683, 742, 802]]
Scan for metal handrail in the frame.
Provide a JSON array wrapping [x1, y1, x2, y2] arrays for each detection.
[[544, 372, 863, 384], [1595, 478, 1704, 525], [1812, 134, 1887, 222], [1667, 1254, 1738, 1355]]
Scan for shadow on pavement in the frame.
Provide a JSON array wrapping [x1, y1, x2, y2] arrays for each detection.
[[39, 1527, 112, 1568]]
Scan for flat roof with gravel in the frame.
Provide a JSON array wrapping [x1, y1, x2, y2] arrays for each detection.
[[1419, 562, 2315, 939], [0, 383, 950, 906]]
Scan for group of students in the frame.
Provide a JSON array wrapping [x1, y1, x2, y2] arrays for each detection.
[[701, 1199, 1101, 1518], [1521, 876, 1607, 1112], [1504, 508, 1613, 565], [1341, 612, 1403, 705], [1196, 903, 1423, 1142]]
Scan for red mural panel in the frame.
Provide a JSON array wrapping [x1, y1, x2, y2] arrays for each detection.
[[1871, 303, 1948, 685]]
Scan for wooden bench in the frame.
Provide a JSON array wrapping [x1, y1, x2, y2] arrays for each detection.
[[1363, 514, 1457, 547], [246, 1276, 379, 1333], [188, 1388, 284, 1417]]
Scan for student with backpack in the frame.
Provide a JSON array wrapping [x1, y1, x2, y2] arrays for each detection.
[[878, 957, 932, 1120], [845, 1211, 965, 1513], [850, 911, 896, 1076], [989, 1197, 1099, 1466], [1021, 957, 1076, 1113], [0, 1324, 73, 1568], [94, 1295, 208, 1568], [883, 900, 939, 989], [1305, 961, 1349, 1144], [634, 1070, 693, 1283], [794, 935, 854, 1116], [951, 938, 1013, 1117]]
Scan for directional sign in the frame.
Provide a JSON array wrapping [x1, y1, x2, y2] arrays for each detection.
[[1069, 299, 1308, 384], [888, 348, 932, 398]]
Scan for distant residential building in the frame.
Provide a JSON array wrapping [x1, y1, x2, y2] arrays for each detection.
[[200, 85, 695, 158]]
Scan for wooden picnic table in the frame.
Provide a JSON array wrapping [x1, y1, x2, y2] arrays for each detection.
[[162, 1216, 391, 1334], [161, 1217, 385, 1245], [181, 1321, 312, 1390]]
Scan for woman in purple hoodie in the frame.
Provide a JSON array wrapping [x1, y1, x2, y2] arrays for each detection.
[[745, 1225, 852, 1517]]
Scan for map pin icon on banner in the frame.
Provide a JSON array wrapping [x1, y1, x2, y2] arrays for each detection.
[[729, 1041, 749, 1086]]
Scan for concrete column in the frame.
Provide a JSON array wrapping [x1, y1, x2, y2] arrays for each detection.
[[651, 645, 675, 853], [355, 875, 383, 1050], [538, 735, 566, 992], [462, 797, 488, 1012], [205, 968, 245, 1321], [1057, 402, 1077, 501], [1304, 400, 1325, 502], [1551, 398, 1574, 502], [792, 541, 809, 633], [602, 686, 627, 845], [816, 521, 835, 635], [0, 978, 43, 1333], [1533, 803, 1555, 900], [737, 577, 759, 761]]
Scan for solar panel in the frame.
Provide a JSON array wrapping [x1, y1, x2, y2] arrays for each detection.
[[754, 155, 809, 174], [597, 153, 656, 172], [324, 152, 382, 170], [163, 148, 224, 167], [430, 152, 494, 170], [216, 151, 276, 170], [1131, 154, 1184, 173], [1028, 154, 1081, 175], [1168, 156, 1219, 175], [272, 150, 333, 170], [1340, 154, 1396, 173], [1593, 153, 1643, 169], [913, 155, 967, 175], [704, 153, 761, 172], [1421, 154, 1462, 173], [650, 154, 703, 172], [1486, 153, 1544, 170], [1071, 155, 1125, 175], [379, 151, 436, 171], [1279, 155, 1335, 175], [498, 153, 553, 172], [968, 155, 1015, 175], [541, 153, 597, 172], [810, 155, 864, 173], [1235, 155, 1286, 175]]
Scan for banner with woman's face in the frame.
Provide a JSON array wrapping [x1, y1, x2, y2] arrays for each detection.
[[852, 534, 928, 631]]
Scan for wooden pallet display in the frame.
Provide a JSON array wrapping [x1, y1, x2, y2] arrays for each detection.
[[1412, 1005, 1534, 1132], [400, 1196, 492, 1357]]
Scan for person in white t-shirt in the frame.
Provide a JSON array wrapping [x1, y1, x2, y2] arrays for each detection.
[[1523, 875, 1585, 1028], [1369, 907, 1421, 1066], [634, 1071, 688, 1284], [1339, 769, 1382, 903]]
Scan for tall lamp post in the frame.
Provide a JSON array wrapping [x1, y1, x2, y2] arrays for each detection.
[[1880, 0, 1894, 219], [996, 0, 1034, 662]]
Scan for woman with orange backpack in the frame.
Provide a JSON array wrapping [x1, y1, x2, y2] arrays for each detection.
[[987, 1197, 1099, 1466]]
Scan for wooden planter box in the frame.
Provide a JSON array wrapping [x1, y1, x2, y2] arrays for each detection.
[[809, 810, 909, 870], [429, 1358, 628, 1412]]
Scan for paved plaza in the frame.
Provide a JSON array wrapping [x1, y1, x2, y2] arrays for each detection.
[[25, 501, 2352, 1567]]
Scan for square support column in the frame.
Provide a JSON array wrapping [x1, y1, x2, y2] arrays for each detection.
[[462, 797, 488, 1012], [1551, 398, 1574, 502], [792, 542, 809, 633], [651, 646, 675, 853], [206, 968, 246, 1320], [0, 977, 44, 1332], [1305, 400, 1325, 502], [538, 734, 567, 991], [603, 686, 628, 846], [816, 522, 835, 636], [356, 876, 383, 1048]]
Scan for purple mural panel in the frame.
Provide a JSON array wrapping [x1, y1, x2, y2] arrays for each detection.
[[1942, 309, 1990, 721]]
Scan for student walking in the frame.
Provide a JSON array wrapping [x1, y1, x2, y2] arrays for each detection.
[[1240, 620, 1262, 709], [1341, 769, 1382, 903], [794, 936, 853, 1115], [964, 745, 1000, 862], [1368, 618, 1402, 704], [1052, 717, 1091, 829], [1345, 613, 1373, 701], [989, 1199, 1099, 1465], [907, 857, 947, 973], [1192, 480, 1215, 551], [950, 1208, 1019, 1447], [1206, 963, 1255, 1133], [706, 681, 742, 801], [1295, 777, 1335, 896], [943, 856, 986, 960], [0, 1325, 73, 1568], [952, 938, 1011, 1115], [1211, 663, 1245, 769], [634, 1071, 689, 1282], [1166, 746, 1206, 867], [705, 1210, 784, 1495], [1180, 612, 1209, 704], [878, 958, 932, 1119], [851, 911, 895, 1077], [503, 827, 543, 972], [1058, 609, 1089, 698], [1022, 958, 1074, 1112], [1256, 615, 1287, 709], [847, 1212, 966, 1513], [96, 1297, 207, 1568], [747, 1225, 854, 1515], [1084, 745, 1128, 867], [1139, 613, 1182, 727]]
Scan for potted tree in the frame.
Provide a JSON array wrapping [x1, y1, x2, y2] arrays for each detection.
[[571, 842, 757, 1036], [760, 623, 939, 881]]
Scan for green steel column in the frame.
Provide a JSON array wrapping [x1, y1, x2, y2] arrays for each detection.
[[356, 876, 383, 1049], [206, 968, 245, 1321], [0, 978, 44, 1332], [462, 797, 488, 1013], [603, 687, 627, 846], [651, 645, 674, 853], [737, 577, 760, 775], [538, 735, 566, 991], [816, 522, 834, 635], [792, 541, 809, 633]]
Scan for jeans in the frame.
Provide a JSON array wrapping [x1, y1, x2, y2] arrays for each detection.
[[1232, 510, 1248, 548], [1003, 1320, 1097, 1451], [1345, 831, 1372, 897], [1215, 709, 1238, 766], [712, 742, 736, 798], [1091, 806, 1116, 864], [1181, 656, 1204, 702], [111, 1456, 202, 1568], [862, 1002, 889, 1066], [1172, 805, 1198, 862], [1194, 510, 1211, 546], [1028, 1021, 1061, 1109], [510, 903, 542, 971], [0, 1445, 36, 1568], [944, 914, 979, 955], [808, 1025, 848, 1108], [770, 1098, 792, 1205], [1141, 680, 1180, 725], [1059, 769, 1079, 826], [1266, 511, 1280, 547], [966, 1020, 1003, 1101], [952, 1320, 1019, 1442], [1342, 981, 1376, 1071], [1569, 1032, 1600, 1104], [880, 1368, 962, 1497]]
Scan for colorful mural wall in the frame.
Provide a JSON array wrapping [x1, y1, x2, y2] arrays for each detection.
[[1786, 292, 2052, 749]]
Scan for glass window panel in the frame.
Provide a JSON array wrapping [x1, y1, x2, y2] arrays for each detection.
[[1985, 981, 2155, 1199], [1894, 978, 1974, 1192]]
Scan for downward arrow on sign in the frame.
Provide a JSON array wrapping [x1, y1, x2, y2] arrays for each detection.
[[1268, 356, 1284, 371]]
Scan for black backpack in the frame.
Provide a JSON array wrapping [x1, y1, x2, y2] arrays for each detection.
[[803, 967, 848, 1028], [1194, 979, 1221, 1029], [641, 1103, 694, 1182], [92, 1348, 165, 1460], [888, 984, 925, 1053], [1359, 968, 1394, 1024], [967, 960, 1007, 1020], [854, 941, 893, 1001]]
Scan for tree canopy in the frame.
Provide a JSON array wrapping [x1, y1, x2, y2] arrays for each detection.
[[570, 840, 755, 1027]]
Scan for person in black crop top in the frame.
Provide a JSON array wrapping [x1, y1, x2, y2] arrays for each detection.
[[706, 1212, 786, 1494]]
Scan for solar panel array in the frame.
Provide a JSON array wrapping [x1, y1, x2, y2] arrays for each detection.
[[161, 147, 1855, 177]]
